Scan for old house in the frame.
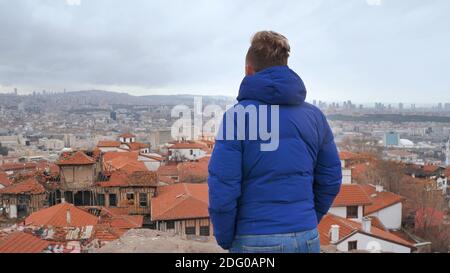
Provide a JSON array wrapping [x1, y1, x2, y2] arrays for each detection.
[[319, 214, 415, 253], [151, 183, 212, 239], [0, 177, 46, 219], [95, 170, 158, 215], [361, 185, 405, 230], [168, 142, 207, 162], [329, 184, 373, 221], [97, 133, 151, 154], [55, 151, 98, 206]]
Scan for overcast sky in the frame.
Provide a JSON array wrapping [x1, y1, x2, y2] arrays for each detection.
[[0, 0, 449, 103]]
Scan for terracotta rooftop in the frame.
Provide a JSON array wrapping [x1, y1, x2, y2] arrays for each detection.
[[56, 151, 95, 166], [103, 151, 138, 162], [318, 214, 414, 249], [0, 162, 37, 172], [151, 183, 209, 221], [97, 140, 121, 148], [339, 151, 358, 161], [0, 177, 45, 195], [157, 165, 179, 177], [125, 142, 150, 151], [98, 170, 158, 188], [25, 203, 99, 228], [0, 232, 50, 253], [119, 133, 136, 138], [177, 160, 209, 183], [361, 185, 405, 215], [169, 142, 206, 150], [0, 171, 11, 187], [332, 184, 373, 207]]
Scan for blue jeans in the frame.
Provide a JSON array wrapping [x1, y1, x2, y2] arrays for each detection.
[[229, 228, 320, 253]]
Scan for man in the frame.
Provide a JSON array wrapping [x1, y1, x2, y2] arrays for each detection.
[[208, 31, 342, 253]]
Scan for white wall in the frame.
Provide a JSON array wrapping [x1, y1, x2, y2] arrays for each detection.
[[342, 169, 352, 184], [98, 147, 122, 153], [367, 202, 402, 230], [138, 156, 162, 171], [169, 148, 206, 161], [329, 206, 364, 222], [337, 232, 411, 253]]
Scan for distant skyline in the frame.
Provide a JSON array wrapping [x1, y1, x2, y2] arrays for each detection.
[[0, 0, 449, 103]]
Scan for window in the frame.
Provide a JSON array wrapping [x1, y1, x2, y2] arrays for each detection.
[[109, 194, 117, 207], [199, 226, 210, 236], [166, 221, 175, 230], [97, 194, 105, 206], [348, 241, 358, 251], [347, 206, 359, 219], [127, 193, 135, 205], [185, 226, 196, 235], [190, 149, 194, 155], [139, 193, 148, 208]]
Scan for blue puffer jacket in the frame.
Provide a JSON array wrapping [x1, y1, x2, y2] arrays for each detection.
[[208, 66, 342, 250]]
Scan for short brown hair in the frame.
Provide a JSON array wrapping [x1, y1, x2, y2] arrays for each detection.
[[246, 31, 291, 72]]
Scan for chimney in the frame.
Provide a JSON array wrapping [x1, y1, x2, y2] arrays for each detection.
[[66, 209, 71, 225], [330, 225, 340, 244], [375, 185, 384, 193], [362, 217, 372, 233]]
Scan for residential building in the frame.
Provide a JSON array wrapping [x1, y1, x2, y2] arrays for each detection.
[[151, 183, 212, 239]]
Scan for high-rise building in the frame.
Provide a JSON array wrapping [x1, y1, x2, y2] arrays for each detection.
[[384, 131, 400, 147]]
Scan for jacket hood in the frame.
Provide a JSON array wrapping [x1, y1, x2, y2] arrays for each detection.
[[237, 66, 307, 105]]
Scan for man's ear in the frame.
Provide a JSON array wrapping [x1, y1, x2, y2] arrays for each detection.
[[245, 64, 255, 76]]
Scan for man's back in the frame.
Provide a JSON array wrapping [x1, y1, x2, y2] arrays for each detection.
[[208, 32, 342, 253]]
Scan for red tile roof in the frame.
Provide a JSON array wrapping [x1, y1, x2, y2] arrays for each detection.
[[98, 170, 158, 188], [157, 165, 179, 177], [423, 165, 440, 173], [318, 214, 414, 249], [361, 185, 405, 215], [119, 133, 136, 138], [0, 171, 11, 187], [56, 151, 95, 166], [97, 140, 121, 148], [102, 151, 149, 174], [0, 162, 37, 172], [339, 151, 357, 161], [332, 184, 373, 207], [125, 142, 150, 151], [169, 142, 206, 150], [151, 183, 209, 221], [103, 151, 138, 162], [177, 160, 209, 183], [25, 203, 99, 227], [0, 232, 50, 253], [0, 177, 45, 195]]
